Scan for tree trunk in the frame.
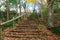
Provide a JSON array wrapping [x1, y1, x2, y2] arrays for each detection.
[[16, 0, 21, 15], [6, 0, 9, 21], [47, 0, 54, 27], [40, 0, 43, 19], [16, 0, 20, 23], [23, 2, 27, 20], [19, 0, 21, 15]]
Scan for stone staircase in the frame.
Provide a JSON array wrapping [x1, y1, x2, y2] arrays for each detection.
[[4, 19, 42, 40], [4, 12, 60, 40]]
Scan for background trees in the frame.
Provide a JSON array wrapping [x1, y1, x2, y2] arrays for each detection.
[[0, 0, 60, 27], [47, 0, 54, 27]]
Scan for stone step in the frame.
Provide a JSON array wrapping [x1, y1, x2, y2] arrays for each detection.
[[14, 29, 39, 32], [19, 23, 37, 25], [16, 27, 38, 30], [6, 32, 41, 35], [17, 25, 36, 27], [10, 30, 41, 33], [19, 21, 37, 24], [16, 26, 37, 29], [16, 24, 37, 27], [5, 34, 41, 38]]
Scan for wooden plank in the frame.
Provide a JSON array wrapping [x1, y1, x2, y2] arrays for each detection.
[[1, 14, 25, 25]]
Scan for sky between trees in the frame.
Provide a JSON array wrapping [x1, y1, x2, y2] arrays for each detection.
[[0, 0, 47, 13]]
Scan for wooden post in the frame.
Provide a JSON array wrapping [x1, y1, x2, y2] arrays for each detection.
[[0, 21, 2, 40], [18, 17, 20, 24], [12, 17, 14, 31], [13, 17, 14, 28]]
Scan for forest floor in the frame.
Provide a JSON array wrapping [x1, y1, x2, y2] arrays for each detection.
[[2, 11, 60, 40]]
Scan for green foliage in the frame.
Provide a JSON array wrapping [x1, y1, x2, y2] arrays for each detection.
[[9, 0, 16, 4], [42, 9, 48, 14], [28, 13, 39, 19], [48, 27, 60, 35], [9, 11, 17, 19], [0, 11, 17, 21], [2, 16, 24, 31], [2, 21, 15, 31], [0, 11, 6, 21], [54, 0, 60, 12], [46, 22, 60, 35], [54, 6, 60, 13]]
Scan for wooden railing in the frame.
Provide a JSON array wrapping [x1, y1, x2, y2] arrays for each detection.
[[0, 14, 25, 25]]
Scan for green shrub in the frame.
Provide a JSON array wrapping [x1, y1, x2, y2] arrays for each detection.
[[54, 5, 60, 13], [48, 27, 60, 35], [2, 21, 15, 31], [28, 13, 39, 19], [2, 17, 24, 31]]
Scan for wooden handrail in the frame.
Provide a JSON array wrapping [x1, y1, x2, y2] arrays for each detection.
[[1, 14, 25, 25]]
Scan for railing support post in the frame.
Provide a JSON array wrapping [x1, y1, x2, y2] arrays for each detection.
[[11, 17, 15, 31], [0, 21, 3, 40]]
